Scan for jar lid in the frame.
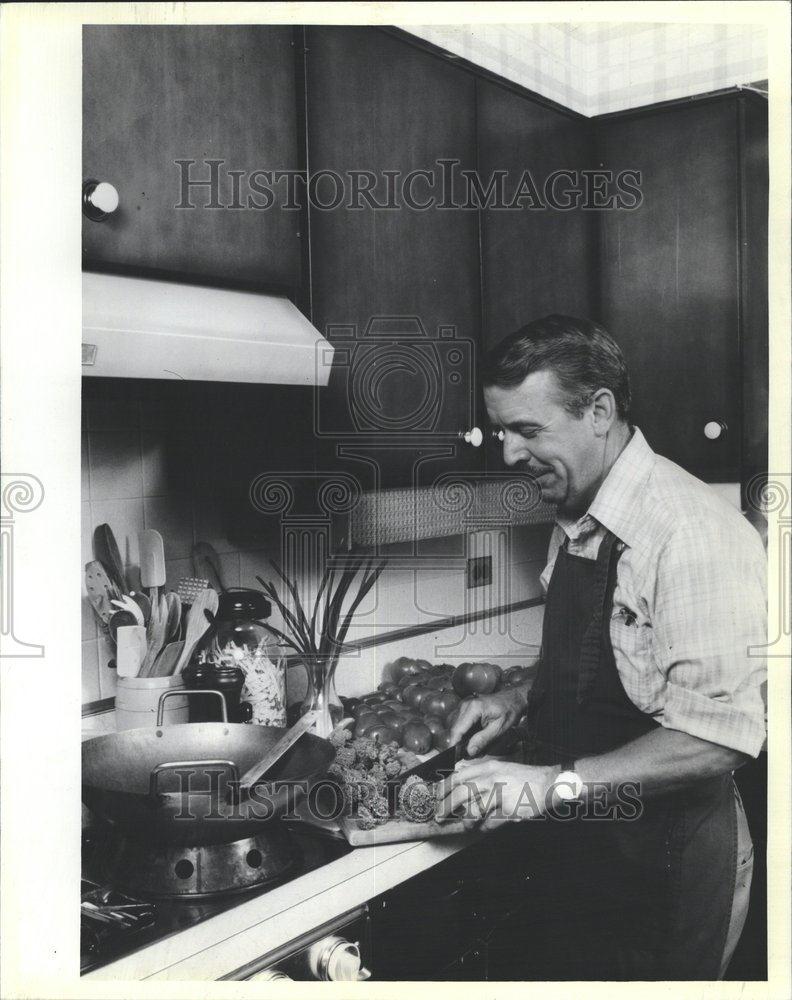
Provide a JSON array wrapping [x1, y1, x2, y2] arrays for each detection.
[[217, 588, 271, 621]]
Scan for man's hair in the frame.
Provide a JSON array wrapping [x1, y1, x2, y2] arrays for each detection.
[[481, 314, 631, 421]]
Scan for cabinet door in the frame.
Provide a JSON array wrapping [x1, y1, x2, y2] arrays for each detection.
[[597, 99, 741, 480], [83, 26, 301, 289], [477, 81, 596, 474], [477, 81, 597, 353], [306, 28, 483, 489]]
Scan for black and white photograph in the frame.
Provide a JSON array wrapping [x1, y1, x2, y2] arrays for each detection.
[[0, 2, 790, 996]]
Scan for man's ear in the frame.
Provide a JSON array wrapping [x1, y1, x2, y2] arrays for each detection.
[[590, 388, 617, 437]]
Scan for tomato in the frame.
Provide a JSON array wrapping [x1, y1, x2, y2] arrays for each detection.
[[421, 692, 447, 718], [379, 711, 406, 736], [402, 683, 428, 709], [397, 670, 423, 688], [503, 665, 534, 687], [433, 690, 460, 719], [366, 724, 399, 745], [363, 692, 388, 705], [355, 714, 381, 736], [413, 659, 432, 672], [390, 658, 420, 683], [433, 728, 454, 750], [423, 714, 446, 737], [452, 662, 503, 697], [401, 721, 433, 754]]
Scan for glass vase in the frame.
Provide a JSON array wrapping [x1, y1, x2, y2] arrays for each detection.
[[299, 657, 344, 738]]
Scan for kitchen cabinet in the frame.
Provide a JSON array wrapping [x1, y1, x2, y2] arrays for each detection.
[[597, 94, 767, 483], [476, 80, 595, 476], [477, 81, 597, 352], [83, 26, 301, 290], [304, 27, 484, 489]]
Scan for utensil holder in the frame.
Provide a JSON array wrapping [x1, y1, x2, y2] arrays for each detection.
[[114, 675, 188, 731]]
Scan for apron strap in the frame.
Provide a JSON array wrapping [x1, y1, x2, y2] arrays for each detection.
[[577, 529, 624, 704]]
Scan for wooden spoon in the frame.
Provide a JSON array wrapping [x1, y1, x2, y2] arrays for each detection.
[[172, 588, 219, 675], [164, 591, 182, 641], [150, 640, 185, 678]]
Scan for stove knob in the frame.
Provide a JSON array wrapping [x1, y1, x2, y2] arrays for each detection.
[[306, 935, 371, 981], [247, 968, 292, 981]]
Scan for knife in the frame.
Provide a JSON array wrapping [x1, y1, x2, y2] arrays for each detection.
[[386, 724, 525, 815]]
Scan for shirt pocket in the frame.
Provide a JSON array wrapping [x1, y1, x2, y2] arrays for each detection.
[[609, 607, 653, 669]]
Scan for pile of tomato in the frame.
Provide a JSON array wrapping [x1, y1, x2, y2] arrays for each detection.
[[339, 657, 535, 754]]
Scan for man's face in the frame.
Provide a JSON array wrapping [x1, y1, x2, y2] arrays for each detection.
[[484, 370, 603, 514]]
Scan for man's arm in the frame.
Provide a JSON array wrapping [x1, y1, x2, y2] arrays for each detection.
[[573, 726, 750, 803]]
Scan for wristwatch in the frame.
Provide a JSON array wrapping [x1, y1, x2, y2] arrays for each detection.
[[552, 764, 584, 802]]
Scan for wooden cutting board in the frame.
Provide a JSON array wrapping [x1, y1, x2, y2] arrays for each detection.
[[338, 815, 468, 846]]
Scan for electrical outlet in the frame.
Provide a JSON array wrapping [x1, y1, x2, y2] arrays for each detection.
[[466, 555, 492, 589]]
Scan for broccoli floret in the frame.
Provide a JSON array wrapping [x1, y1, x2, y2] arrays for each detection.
[[352, 737, 380, 766], [329, 727, 353, 748], [356, 805, 379, 830], [384, 758, 402, 778], [368, 763, 387, 788], [398, 775, 436, 823], [368, 794, 390, 820], [333, 745, 357, 769], [377, 741, 399, 764]]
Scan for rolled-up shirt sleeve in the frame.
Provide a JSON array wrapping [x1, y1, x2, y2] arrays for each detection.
[[649, 517, 767, 757]]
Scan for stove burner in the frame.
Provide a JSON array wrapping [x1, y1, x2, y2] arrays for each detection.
[[91, 823, 301, 899], [81, 820, 352, 975]]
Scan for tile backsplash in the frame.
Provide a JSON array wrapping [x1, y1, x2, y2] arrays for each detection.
[[82, 380, 549, 707]]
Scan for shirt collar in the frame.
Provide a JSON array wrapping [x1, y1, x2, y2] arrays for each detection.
[[556, 426, 656, 550]]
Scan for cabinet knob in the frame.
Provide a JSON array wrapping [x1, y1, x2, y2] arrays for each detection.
[[460, 426, 483, 448], [83, 179, 119, 221], [704, 420, 727, 440]]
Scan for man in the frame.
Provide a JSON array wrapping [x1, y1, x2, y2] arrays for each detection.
[[438, 315, 766, 980]]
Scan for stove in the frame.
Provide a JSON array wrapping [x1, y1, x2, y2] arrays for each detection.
[[81, 821, 351, 975]]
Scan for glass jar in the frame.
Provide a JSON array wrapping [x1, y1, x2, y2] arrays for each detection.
[[185, 588, 287, 727]]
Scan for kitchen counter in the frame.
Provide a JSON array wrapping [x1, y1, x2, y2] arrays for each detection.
[[84, 828, 479, 980]]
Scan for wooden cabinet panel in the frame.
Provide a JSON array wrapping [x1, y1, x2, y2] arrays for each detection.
[[738, 95, 769, 503], [83, 26, 301, 289], [477, 80, 597, 353], [597, 99, 742, 480], [305, 27, 483, 488]]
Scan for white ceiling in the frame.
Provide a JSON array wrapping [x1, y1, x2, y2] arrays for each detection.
[[404, 22, 768, 115]]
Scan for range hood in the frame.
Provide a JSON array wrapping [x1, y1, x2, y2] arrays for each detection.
[[82, 272, 334, 386]]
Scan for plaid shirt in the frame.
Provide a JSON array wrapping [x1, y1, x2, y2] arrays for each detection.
[[539, 427, 767, 757]]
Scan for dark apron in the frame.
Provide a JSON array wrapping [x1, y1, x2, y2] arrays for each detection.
[[524, 530, 738, 980]]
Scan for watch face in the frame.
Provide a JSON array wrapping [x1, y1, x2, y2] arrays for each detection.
[[555, 771, 582, 800]]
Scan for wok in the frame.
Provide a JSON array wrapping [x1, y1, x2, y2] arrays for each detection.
[[82, 691, 336, 845]]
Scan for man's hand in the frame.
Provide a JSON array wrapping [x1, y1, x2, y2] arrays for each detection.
[[434, 758, 561, 831], [448, 683, 530, 757]]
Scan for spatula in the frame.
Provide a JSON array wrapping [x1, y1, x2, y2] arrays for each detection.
[[172, 588, 219, 675], [85, 561, 120, 624], [191, 542, 227, 593], [93, 524, 128, 595], [139, 529, 166, 607], [236, 711, 319, 796]]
